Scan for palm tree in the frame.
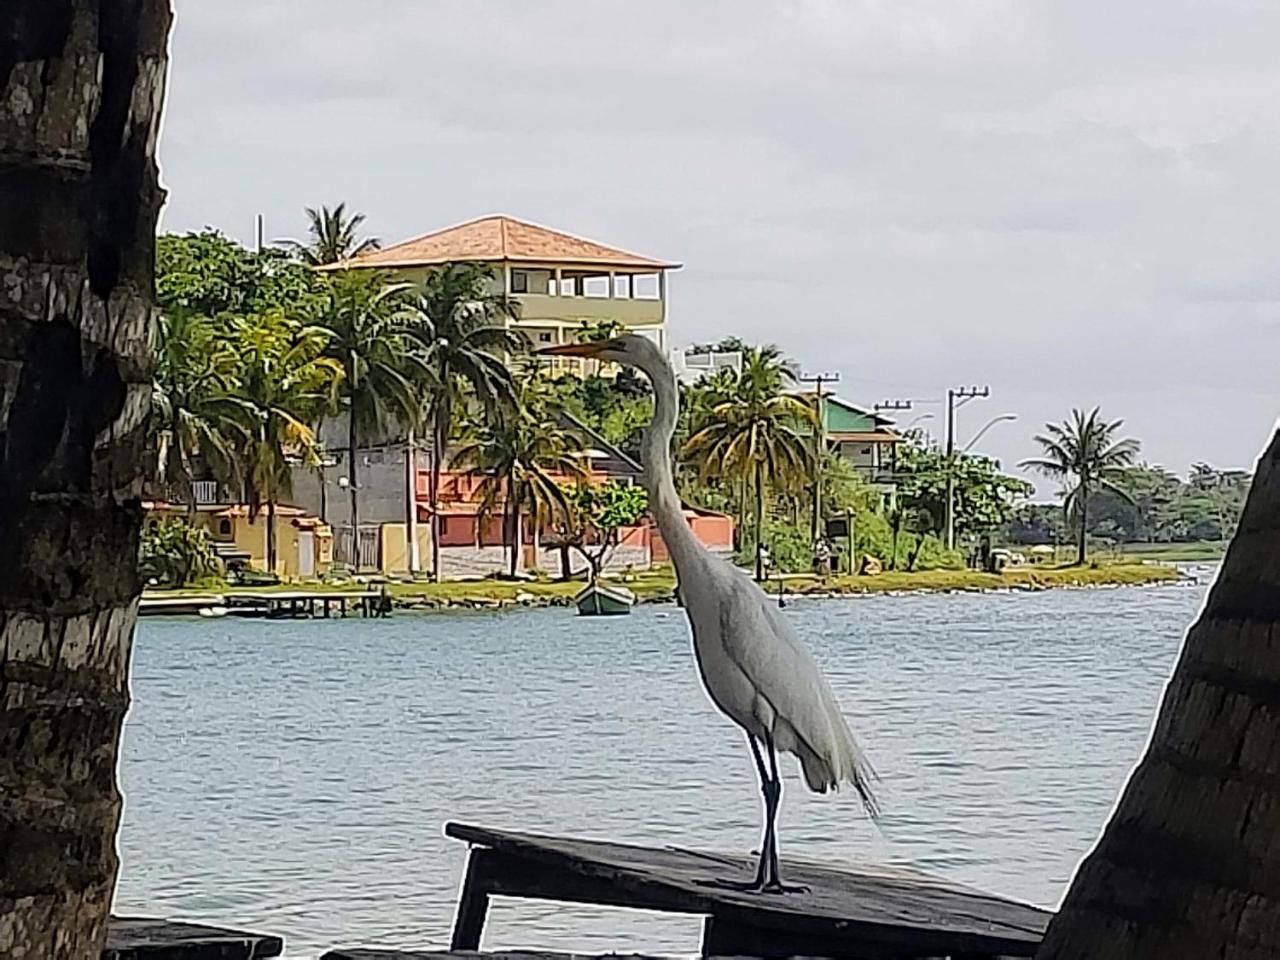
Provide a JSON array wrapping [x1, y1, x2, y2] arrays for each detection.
[[0, 6, 171, 957], [285, 203, 380, 266], [233, 311, 343, 572], [1037, 426, 1280, 957], [152, 311, 250, 515], [1021, 407, 1139, 564], [683, 350, 816, 580], [452, 376, 588, 576], [314, 270, 425, 567], [411, 262, 524, 580]]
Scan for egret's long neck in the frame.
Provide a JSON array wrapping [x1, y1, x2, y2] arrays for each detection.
[[637, 352, 703, 566]]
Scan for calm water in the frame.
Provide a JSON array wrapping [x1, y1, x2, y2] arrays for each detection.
[[115, 575, 1211, 958]]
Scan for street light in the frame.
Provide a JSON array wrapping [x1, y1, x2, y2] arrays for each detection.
[[962, 414, 1017, 454]]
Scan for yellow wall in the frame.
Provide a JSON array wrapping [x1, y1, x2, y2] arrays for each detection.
[[379, 522, 432, 574], [148, 505, 332, 580], [384, 263, 666, 331]]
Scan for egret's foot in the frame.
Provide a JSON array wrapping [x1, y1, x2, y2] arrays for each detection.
[[695, 876, 766, 893], [762, 879, 809, 895]]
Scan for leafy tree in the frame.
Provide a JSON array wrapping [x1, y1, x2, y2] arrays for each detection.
[[314, 270, 424, 556], [550, 369, 653, 457], [151, 311, 250, 515], [682, 349, 815, 580], [451, 376, 588, 576], [284, 203, 380, 265], [157, 231, 319, 319], [233, 312, 342, 571], [1021, 407, 1140, 564], [896, 444, 1033, 542], [139, 518, 222, 587], [412, 262, 524, 580], [550, 480, 649, 582]]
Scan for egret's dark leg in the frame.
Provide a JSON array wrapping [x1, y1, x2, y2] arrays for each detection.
[[696, 732, 773, 892], [749, 734, 773, 889], [761, 731, 807, 894]]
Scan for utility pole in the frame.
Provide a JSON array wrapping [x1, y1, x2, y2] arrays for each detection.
[[945, 385, 990, 550], [800, 372, 840, 553], [255, 213, 265, 253]]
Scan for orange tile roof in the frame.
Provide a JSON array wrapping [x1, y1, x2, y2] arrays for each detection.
[[324, 215, 680, 271]]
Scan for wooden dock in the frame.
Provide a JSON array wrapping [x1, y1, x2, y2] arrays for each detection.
[[139, 590, 390, 619], [434, 822, 1051, 959], [104, 916, 282, 959]]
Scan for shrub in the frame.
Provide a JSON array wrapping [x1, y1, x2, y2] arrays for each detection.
[[139, 518, 222, 587]]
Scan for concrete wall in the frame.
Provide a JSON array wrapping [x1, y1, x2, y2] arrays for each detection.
[[290, 433, 420, 529]]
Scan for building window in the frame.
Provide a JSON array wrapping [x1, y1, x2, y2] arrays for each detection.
[[538, 332, 553, 344], [559, 277, 576, 297], [613, 274, 632, 299], [582, 275, 610, 298], [633, 273, 660, 300], [510, 270, 528, 293], [218, 519, 232, 536]]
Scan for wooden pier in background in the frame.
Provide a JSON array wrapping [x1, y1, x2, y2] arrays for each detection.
[[139, 589, 390, 619], [424, 822, 1051, 959]]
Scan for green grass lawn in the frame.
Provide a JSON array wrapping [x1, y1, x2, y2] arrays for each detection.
[[1112, 541, 1227, 562], [143, 560, 1178, 606]]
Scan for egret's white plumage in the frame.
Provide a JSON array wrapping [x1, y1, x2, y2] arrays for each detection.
[[542, 335, 878, 889]]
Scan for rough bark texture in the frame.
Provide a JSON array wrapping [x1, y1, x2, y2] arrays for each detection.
[[1039, 428, 1280, 959], [0, 3, 170, 959]]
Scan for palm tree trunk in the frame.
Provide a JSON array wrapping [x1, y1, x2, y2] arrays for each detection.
[[429, 401, 448, 582], [405, 427, 420, 574], [0, 5, 171, 958], [1077, 480, 1089, 565], [1038, 427, 1280, 957], [348, 412, 360, 571], [504, 471, 514, 576], [754, 461, 765, 581], [267, 499, 277, 573]]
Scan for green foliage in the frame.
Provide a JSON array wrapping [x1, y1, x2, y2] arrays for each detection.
[[139, 518, 222, 587], [895, 444, 1033, 539], [283, 203, 380, 266], [452, 372, 588, 576], [156, 231, 319, 321], [413, 261, 526, 578], [1022, 407, 1141, 563], [1009, 461, 1251, 546], [683, 349, 815, 578], [550, 370, 653, 455], [553, 480, 649, 579], [152, 311, 250, 505]]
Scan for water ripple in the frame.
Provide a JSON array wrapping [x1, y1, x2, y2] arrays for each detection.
[[117, 580, 1206, 958]]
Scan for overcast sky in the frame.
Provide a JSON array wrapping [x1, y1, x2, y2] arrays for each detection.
[[160, 1, 1280, 490]]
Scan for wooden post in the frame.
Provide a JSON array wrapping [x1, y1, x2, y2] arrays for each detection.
[[450, 851, 492, 950]]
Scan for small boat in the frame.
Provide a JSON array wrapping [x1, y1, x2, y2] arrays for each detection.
[[574, 582, 635, 616], [197, 605, 229, 619]]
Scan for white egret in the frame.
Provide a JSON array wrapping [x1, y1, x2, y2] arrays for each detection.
[[541, 336, 878, 893]]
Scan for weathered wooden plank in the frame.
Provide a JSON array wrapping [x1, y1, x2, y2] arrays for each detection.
[[103, 917, 283, 960], [444, 822, 1050, 958], [324, 953, 675, 960]]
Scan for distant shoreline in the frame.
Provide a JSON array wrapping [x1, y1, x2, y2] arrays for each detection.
[[142, 563, 1187, 616]]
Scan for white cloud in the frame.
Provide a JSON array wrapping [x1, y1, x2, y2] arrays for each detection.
[[161, 0, 1280, 480]]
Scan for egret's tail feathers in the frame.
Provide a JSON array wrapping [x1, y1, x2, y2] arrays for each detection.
[[785, 716, 881, 821]]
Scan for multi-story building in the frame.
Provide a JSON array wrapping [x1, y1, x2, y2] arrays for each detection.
[[332, 214, 679, 358]]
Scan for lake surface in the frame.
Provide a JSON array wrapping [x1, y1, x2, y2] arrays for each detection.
[[115, 574, 1212, 958]]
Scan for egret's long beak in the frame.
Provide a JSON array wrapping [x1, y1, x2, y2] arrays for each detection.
[[536, 337, 624, 357]]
